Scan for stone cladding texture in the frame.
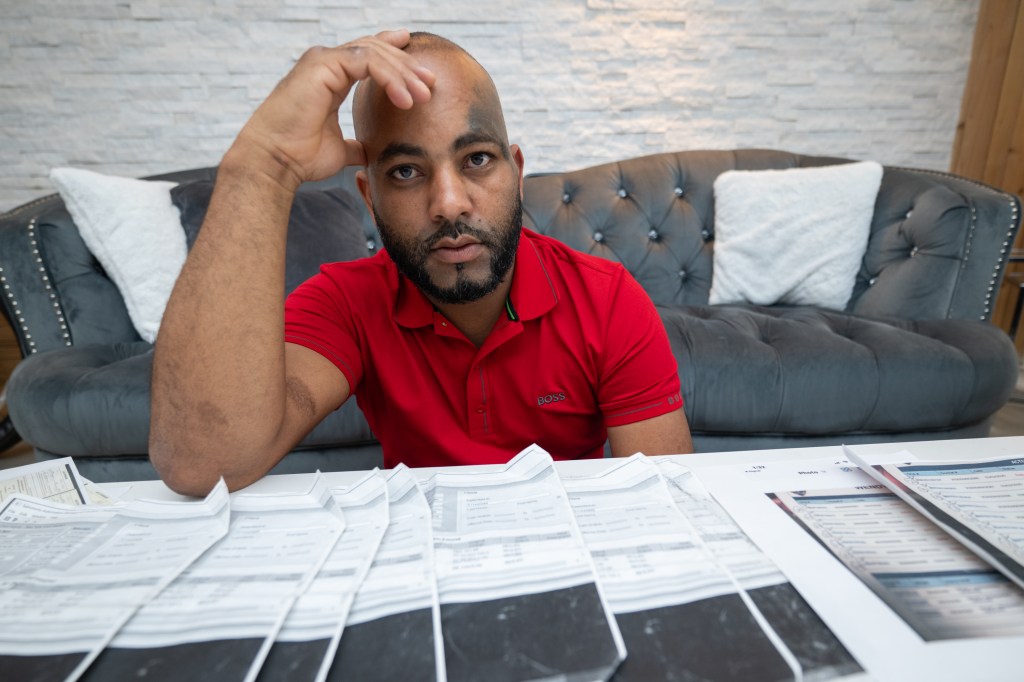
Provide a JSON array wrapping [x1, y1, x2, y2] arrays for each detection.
[[0, 0, 979, 210]]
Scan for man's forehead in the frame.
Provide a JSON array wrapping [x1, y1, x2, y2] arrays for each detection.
[[353, 48, 508, 154]]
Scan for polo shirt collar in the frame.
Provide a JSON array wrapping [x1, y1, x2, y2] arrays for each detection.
[[392, 228, 558, 329]]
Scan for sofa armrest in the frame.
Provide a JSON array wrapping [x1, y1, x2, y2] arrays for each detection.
[[7, 341, 154, 456], [851, 167, 1022, 322], [0, 198, 140, 357]]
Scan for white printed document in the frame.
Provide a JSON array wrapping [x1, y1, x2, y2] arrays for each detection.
[[563, 455, 802, 682], [327, 465, 444, 682], [257, 469, 389, 682], [657, 460, 864, 681], [845, 447, 1024, 590], [695, 451, 1024, 682], [770, 483, 1024, 641], [424, 444, 625, 682], [0, 479, 230, 682], [0, 457, 89, 505], [79, 474, 344, 682]]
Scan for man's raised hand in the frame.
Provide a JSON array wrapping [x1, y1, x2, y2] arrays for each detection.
[[229, 29, 435, 191]]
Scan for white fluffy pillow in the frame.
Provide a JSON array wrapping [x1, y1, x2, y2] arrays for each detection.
[[709, 161, 883, 310], [50, 168, 186, 343]]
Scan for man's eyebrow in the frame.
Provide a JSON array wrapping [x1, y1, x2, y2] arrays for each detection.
[[377, 142, 426, 166], [452, 131, 507, 155]]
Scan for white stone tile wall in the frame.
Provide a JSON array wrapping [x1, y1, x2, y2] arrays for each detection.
[[0, 0, 979, 211]]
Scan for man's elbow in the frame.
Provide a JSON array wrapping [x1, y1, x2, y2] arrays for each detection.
[[149, 437, 224, 497]]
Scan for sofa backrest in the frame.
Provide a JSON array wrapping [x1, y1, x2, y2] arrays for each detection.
[[1, 149, 1018, 359], [521, 149, 1022, 323]]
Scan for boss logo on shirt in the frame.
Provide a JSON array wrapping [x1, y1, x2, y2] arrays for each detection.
[[537, 392, 567, 406]]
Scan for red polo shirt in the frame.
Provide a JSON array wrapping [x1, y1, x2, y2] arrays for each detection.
[[284, 228, 682, 468]]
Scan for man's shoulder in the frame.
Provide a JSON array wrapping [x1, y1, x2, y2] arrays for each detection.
[[289, 250, 395, 312]]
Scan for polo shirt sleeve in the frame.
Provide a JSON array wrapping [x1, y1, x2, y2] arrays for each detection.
[[284, 269, 364, 392], [598, 270, 684, 427]]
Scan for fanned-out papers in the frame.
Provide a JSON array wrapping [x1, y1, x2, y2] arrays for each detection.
[[845, 448, 1024, 590], [257, 470, 389, 682], [657, 461, 863, 680], [422, 444, 626, 682], [79, 473, 344, 682], [5, 442, 1022, 681], [0, 479, 230, 681], [563, 455, 792, 681], [327, 464, 445, 682], [560, 455, 861, 682]]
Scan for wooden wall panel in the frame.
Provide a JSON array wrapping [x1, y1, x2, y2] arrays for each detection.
[[951, 0, 1024, 348], [951, 0, 1019, 181]]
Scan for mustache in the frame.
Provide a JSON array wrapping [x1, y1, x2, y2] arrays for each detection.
[[425, 220, 496, 249]]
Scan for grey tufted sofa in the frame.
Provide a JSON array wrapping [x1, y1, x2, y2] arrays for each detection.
[[1, 149, 1020, 482]]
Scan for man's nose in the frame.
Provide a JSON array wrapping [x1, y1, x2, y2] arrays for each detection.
[[429, 165, 472, 225]]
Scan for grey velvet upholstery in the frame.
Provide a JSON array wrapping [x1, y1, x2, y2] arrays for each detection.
[[171, 178, 371, 295], [1, 150, 1019, 483]]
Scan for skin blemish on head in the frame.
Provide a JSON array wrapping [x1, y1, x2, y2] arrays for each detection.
[[466, 101, 511, 161]]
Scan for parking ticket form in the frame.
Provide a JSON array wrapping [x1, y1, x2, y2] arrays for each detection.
[[327, 465, 443, 682], [0, 480, 230, 682], [81, 475, 344, 682], [0, 457, 89, 506], [770, 485, 1024, 641], [424, 444, 625, 682], [258, 470, 389, 682], [696, 452, 1024, 682], [846, 449, 1024, 590], [562, 455, 799, 682]]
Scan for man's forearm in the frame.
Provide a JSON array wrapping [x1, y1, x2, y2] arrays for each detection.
[[149, 31, 434, 495], [149, 145, 297, 494]]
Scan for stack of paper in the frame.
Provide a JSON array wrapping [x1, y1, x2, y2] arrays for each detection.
[[1, 445, 1022, 682]]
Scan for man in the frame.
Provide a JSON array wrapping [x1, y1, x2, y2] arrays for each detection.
[[150, 30, 693, 496]]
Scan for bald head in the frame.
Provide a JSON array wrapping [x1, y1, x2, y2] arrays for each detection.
[[352, 32, 509, 156]]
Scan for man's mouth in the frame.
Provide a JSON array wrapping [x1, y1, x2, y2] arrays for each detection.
[[431, 236, 486, 264]]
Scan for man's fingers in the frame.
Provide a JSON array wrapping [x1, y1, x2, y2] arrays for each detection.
[[371, 28, 436, 102], [374, 28, 411, 48], [412, 64, 437, 89], [357, 38, 434, 109]]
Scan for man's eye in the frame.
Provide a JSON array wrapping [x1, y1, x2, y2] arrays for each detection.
[[466, 152, 492, 168], [389, 166, 419, 181]]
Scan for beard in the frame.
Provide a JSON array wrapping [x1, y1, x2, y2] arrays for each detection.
[[374, 193, 523, 305]]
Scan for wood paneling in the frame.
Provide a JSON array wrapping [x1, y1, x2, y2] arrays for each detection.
[[0, 320, 20, 385], [951, 0, 1024, 350]]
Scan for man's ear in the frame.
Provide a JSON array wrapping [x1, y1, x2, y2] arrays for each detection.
[[355, 170, 375, 218], [510, 144, 525, 199]]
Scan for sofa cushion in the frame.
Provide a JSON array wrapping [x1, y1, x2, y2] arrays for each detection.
[[171, 180, 370, 296], [709, 161, 882, 310], [49, 168, 188, 343], [659, 304, 1017, 435], [10, 303, 1015, 462]]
